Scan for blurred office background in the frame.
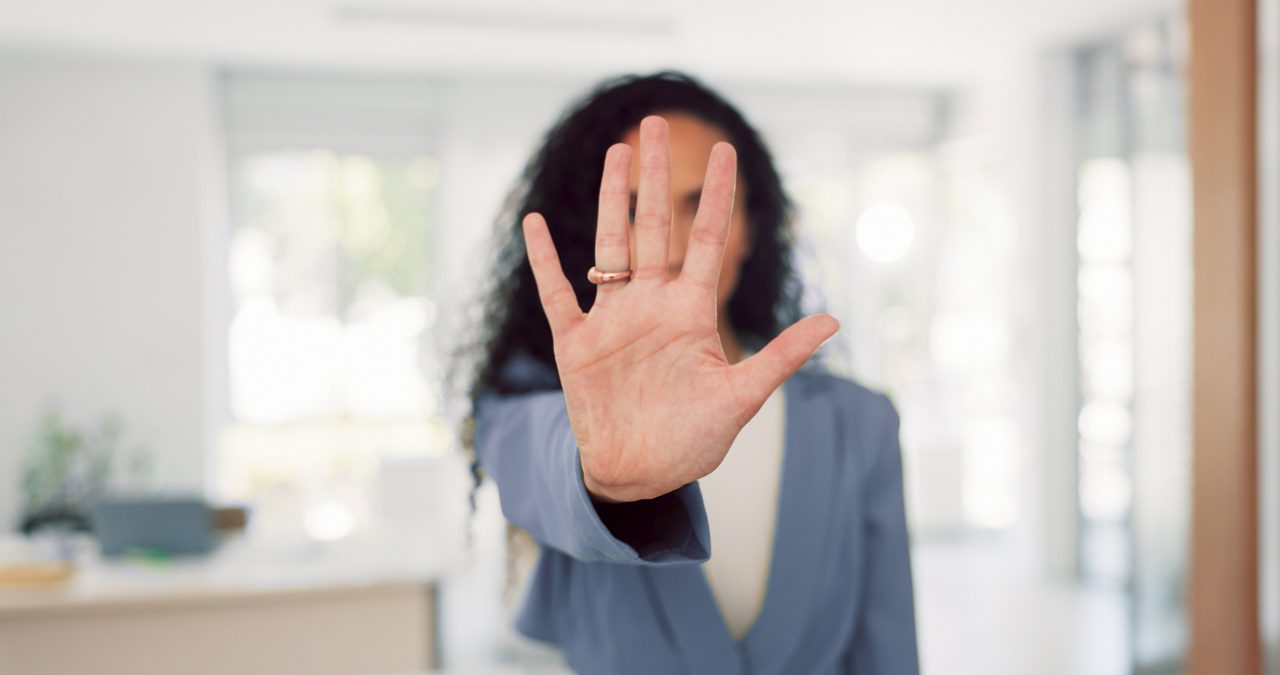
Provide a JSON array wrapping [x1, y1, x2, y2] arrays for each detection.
[[0, 0, 1255, 673]]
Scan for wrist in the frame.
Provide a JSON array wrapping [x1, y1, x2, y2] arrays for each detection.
[[583, 473, 626, 504], [579, 446, 631, 503], [582, 468, 675, 503], [581, 459, 655, 503]]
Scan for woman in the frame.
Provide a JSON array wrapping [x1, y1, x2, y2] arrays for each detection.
[[464, 71, 918, 674]]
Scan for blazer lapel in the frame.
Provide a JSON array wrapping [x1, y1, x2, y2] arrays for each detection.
[[645, 369, 839, 675], [741, 369, 841, 672], [645, 563, 745, 674]]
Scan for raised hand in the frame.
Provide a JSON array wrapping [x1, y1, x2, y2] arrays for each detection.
[[522, 115, 839, 503]]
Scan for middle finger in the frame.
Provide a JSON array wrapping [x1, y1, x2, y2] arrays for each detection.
[[632, 115, 672, 282]]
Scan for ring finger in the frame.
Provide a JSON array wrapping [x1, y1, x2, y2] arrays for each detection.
[[593, 142, 633, 308]]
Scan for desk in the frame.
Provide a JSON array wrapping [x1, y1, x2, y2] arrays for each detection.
[[0, 537, 447, 675]]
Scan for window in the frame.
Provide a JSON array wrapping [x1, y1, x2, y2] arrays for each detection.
[[1072, 19, 1191, 669], [783, 136, 1022, 536], [228, 151, 440, 422], [219, 147, 452, 542]]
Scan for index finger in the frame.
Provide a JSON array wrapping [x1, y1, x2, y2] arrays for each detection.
[[523, 212, 584, 336]]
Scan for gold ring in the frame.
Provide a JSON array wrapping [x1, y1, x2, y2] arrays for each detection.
[[587, 266, 633, 284]]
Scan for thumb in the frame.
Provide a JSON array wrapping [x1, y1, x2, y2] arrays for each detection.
[[729, 313, 840, 410]]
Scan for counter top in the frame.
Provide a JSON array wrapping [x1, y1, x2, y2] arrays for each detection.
[[0, 534, 454, 616]]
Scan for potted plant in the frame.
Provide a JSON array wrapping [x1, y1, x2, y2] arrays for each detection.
[[17, 408, 151, 537]]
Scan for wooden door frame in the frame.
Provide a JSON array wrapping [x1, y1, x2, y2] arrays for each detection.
[[1187, 0, 1262, 671], [1258, 0, 1280, 669]]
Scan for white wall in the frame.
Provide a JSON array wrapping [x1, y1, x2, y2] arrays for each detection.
[[0, 52, 224, 530]]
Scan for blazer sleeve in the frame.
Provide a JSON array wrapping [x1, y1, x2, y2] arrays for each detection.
[[473, 388, 711, 565], [845, 394, 920, 674]]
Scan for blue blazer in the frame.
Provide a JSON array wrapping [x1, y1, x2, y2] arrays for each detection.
[[474, 354, 919, 674]]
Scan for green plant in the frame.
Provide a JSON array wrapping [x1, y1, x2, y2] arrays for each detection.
[[18, 407, 151, 533]]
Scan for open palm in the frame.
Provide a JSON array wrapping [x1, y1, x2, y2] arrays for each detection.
[[522, 115, 839, 503]]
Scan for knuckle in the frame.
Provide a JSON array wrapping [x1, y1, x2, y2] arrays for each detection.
[[544, 285, 575, 305], [702, 184, 734, 201], [599, 186, 630, 199], [631, 266, 666, 281], [691, 227, 727, 247], [678, 273, 716, 290], [595, 230, 629, 246], [634, 211, 668, 229]]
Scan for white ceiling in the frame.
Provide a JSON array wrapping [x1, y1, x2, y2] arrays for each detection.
[[0, 0, 1180, 86]]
